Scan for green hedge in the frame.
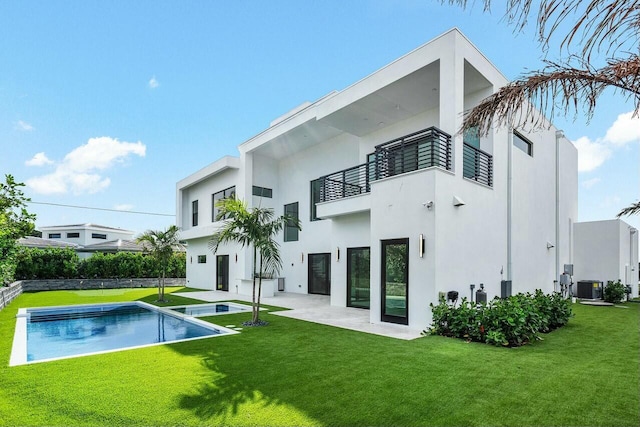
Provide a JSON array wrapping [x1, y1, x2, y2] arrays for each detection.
[[14, 247, 186, 280], [427, 290, 573, 347]]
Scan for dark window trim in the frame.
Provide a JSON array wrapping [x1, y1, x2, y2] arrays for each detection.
[[252, 185, 272, 198], [381, 238, 409, 325], [197, 255, 207, 263], [513, 131, 533, 156], [92, 233, 107, 240], [347, 246, 371, 309], [66, 232, 80, 238], [192, 200, 199, 227], [212, 185, 236, 222], [310, 180, 323, 222], [48, 233, 61, 239], [284, 202, 299, 242], [308, 252, 331, 295]]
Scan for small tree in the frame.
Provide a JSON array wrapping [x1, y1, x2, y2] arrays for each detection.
[[137, 225, 182, 302], [0, 174, 36, 285], [209, 198, 300, 325]]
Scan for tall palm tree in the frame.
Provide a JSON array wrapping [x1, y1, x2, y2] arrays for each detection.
[[209, 198, 300, 325], [137, 225, 181, 302]]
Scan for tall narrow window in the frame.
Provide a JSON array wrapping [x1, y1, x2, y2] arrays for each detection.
[[310, 179, 322, 221], [192, 200, 199, 227], [284, 202, 299, 242], [513, 131, 533, 156]]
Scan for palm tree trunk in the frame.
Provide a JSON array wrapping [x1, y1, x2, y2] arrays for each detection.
[[255, 254, 263, 323], [161, 268, 166, 301], [252, 246, 257, 323]]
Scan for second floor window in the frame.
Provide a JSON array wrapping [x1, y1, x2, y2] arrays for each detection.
[[192, 200, 199, 226], [48, 233, 61, 239], [310, 180, 322, 221], [212, 186, 236, 221], [92, 233, 107, 239], [284, 202, 299, 242], [513, 131, 533, 156]]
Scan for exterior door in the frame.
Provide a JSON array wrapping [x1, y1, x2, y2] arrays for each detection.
[[347, 247, 370, 309], [381, 239, 409, 325], [308, 253, 331, 295], [216, 255, 229, 291]]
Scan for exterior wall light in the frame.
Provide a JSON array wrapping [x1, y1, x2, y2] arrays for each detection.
[[419, 234, 425, 258], [336, 247, 340, 262], [301, 253, 304, 263]]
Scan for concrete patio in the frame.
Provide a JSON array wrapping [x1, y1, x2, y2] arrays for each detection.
[[172, 290, 423, 340]]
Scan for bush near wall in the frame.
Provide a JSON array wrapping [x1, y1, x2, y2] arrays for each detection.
[[14, 247, 186, 280], [427, 290, 573, 347]]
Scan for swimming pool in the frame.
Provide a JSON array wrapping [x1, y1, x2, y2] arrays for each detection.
[[10, 301, 237, 366], [168, 302, 256, 317]]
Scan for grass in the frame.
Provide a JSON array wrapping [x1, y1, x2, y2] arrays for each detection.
[[0, 288, 638, 426]]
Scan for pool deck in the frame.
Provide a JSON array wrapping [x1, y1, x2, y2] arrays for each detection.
[[172, 290, 423, 340]]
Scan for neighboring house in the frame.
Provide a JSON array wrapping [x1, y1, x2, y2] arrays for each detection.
[[176, 28, 578, 330], [30, 224, 141, 259], [573, 219, 639, 298], [17, 236, 81, 250]]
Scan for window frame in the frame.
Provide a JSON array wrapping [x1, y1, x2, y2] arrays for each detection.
[[212, 185, 236, 221], [252, 186, 272, 198], [66, 232, 80, 238], [192, 200, 199, 227], [48, 233, 61, 239], [513, 131, 533, 156], [92, 233, 107, 240], [197, 255, 207, 264], [284, 202, 299, 242]]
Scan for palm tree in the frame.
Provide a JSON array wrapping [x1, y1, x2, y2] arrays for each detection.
[[209, 198, 300, 325], [618, 201, 640, 217], [137, 225, 181, 302]]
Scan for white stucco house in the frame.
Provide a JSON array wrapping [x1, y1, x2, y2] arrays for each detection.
[[573, 219, 639, 298], [176, 28, 578, 331], [36, 224, 138, 259]]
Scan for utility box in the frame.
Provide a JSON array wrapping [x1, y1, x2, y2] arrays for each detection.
[[277, 277, 285, 292], [577, 280, 603, 299], [500, 280, 512, 298]]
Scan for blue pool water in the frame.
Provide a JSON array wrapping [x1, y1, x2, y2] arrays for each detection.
[[169, 302, 252, 317], [22, 302, 229, 363]]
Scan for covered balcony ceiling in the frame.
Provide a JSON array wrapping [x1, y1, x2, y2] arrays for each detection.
[[251, 59, 492, 159], [319, 61, 441, 137]]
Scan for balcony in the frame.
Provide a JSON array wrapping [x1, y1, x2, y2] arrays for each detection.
[[313, 126, 452, 203], [462, 142, 493, 187]]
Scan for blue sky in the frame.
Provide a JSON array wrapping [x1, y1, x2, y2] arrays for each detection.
[[1, 1, 638, 235]]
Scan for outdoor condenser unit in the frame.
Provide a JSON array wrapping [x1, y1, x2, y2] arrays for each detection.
[[576, 280, 603, 299]]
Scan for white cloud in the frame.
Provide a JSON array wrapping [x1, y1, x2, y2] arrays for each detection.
[[148, 76, 159, 89], [114, 204, 134, 211], [25, 152, 53, 166], [572, 136, 612, 172], [26, 137, 145, 195], [604, 112, 640, 146], [581, 177, 601, 189], [16, 120, 34, 131]]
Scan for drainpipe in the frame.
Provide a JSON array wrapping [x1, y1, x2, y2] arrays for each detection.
[[630, 228, 637, 286], [555, 130, 563, 282], [507, 128, 513, 281]]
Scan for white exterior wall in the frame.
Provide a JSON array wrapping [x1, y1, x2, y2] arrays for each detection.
[[40, 225, 134, 246], [574, 220, 639, 297], [177, 28, 579, 331]]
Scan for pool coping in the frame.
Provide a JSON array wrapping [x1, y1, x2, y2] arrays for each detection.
[[9, 301, 239, 367]]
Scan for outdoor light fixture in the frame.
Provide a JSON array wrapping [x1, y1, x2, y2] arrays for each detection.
[[235, 253, 238, 263], [419, 234, 425, 257], [301, 253, 304, 263], [190, 256, 192, 264], [336, 247, 340, 261], [546, 242, 555, 249]]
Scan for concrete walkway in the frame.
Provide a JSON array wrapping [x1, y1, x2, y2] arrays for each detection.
[[173, 290, 423, 340]]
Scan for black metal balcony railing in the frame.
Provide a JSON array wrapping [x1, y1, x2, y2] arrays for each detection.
[[312, 126, 452, 203], [463, 142, 493, 187]]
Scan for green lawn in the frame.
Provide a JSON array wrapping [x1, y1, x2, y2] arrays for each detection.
[[1, 288, 638, 426]]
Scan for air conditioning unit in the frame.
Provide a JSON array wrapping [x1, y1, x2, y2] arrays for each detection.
[[577, 280, 602, 299]]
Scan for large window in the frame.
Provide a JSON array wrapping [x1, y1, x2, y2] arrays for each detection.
[[212, 186, 236, 221], [284, 202, 299, 242], [66, 232, 80, 238], [513, 131, 533, 156], [310, 180, 322, 221], [252, 186, 272, 198], [192, 200, 199, 227], [92, 233, 107, 240]]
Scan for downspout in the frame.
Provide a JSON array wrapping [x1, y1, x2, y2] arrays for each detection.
[[555, 130, 563, 281], [630, 228, 637, 286], [507, 128, 513, 281]]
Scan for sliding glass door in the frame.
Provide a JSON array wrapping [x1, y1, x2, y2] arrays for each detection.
[[381, 239, 409, 324], [216, 255, 229, 291], [347, 247, 370, 309]]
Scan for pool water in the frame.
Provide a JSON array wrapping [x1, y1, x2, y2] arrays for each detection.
[[169, 302, 253, 317], [11, 302, 235, 365]]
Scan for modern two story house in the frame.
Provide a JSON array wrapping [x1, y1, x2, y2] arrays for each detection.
[[176, 28, 578, 331]]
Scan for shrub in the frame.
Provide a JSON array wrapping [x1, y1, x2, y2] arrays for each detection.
[[14, 247, 78, 280], [427, 290, 573, 347], [604, 280, 626, 304]]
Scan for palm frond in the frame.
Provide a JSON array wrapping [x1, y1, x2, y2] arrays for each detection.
[[617, 201, 640, 217]]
